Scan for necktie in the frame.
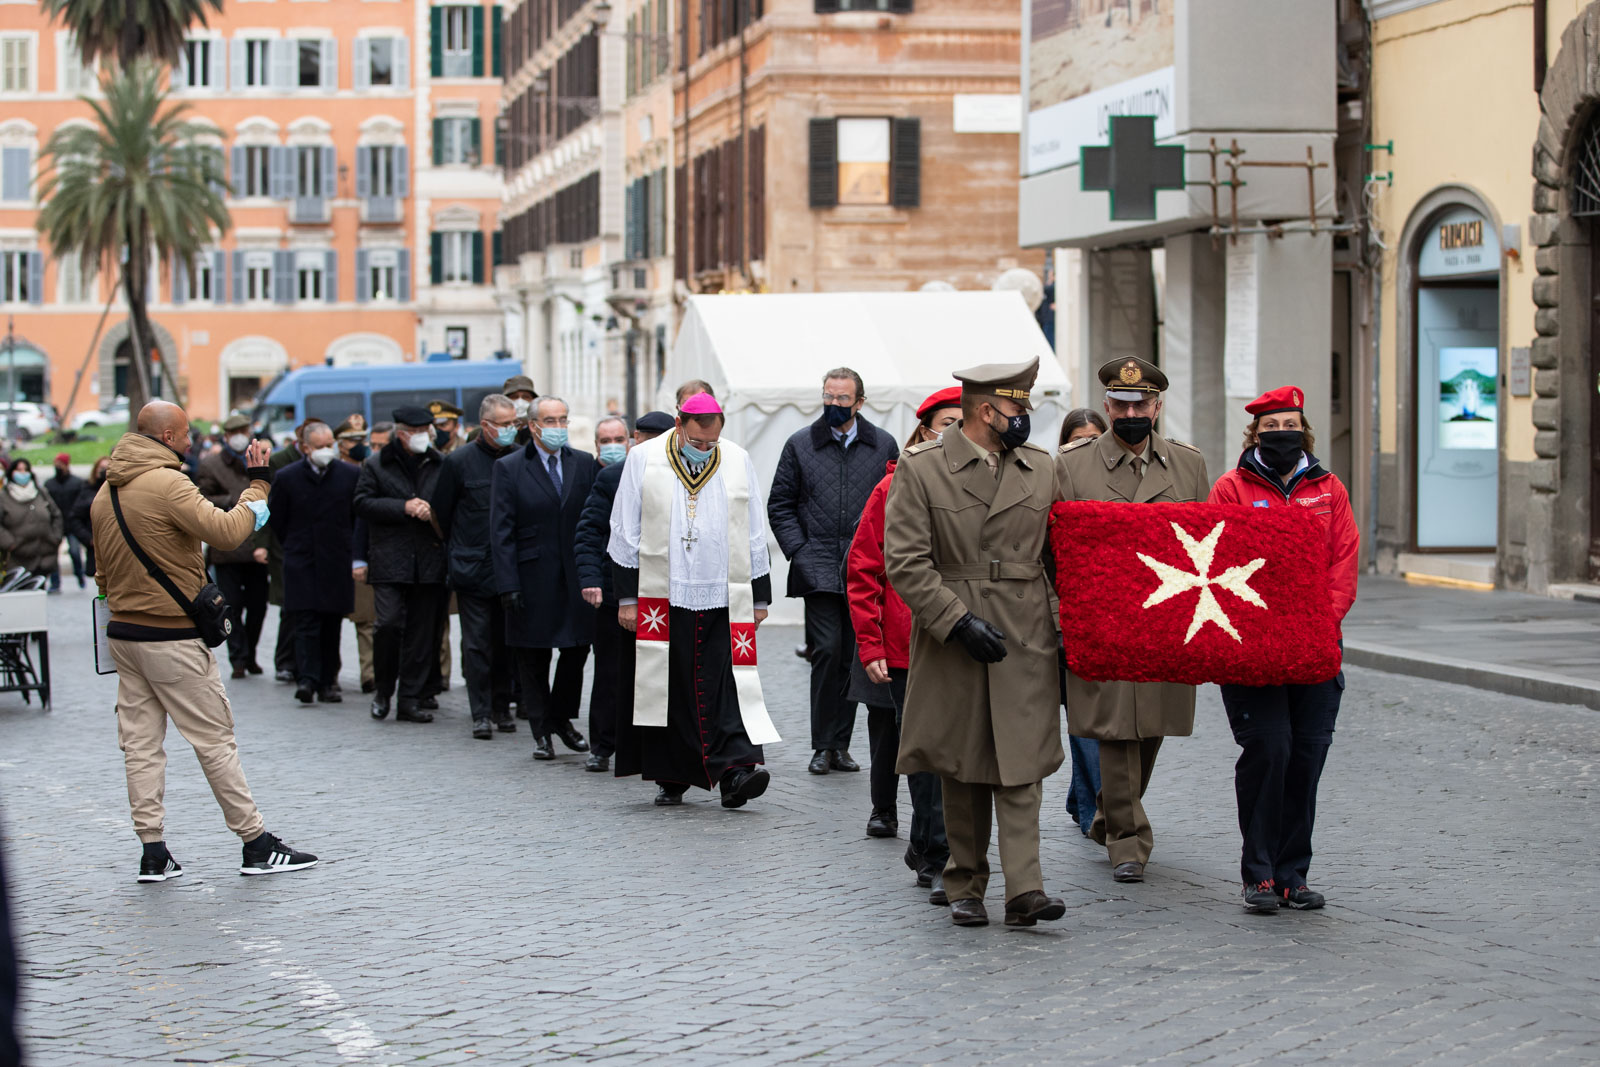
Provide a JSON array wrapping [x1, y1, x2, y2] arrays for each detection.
[[548, 452, 562, 495], [985, 452, 999, 479], [1130, 456, 1143, 479]]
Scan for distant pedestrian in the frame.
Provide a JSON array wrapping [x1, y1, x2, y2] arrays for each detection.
[[1055, 407, 1109, 836], [74, 454, 110, 577], [45, 451, 88, 590], [1208, 386, 1358, 914], [769, 367, 897, 777], [0, 458, 63, 584], [346, 421, 388, 695], [501, 375, 539, 446], [91, 401, 317, 881], [196, 415, 270, 679], [266, 423, 313, 683], [430, 400, 466, 455]]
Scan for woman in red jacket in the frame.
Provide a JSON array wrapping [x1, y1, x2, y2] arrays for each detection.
[[1208, 385, 1359, 915], [847, 387, 962, 906]]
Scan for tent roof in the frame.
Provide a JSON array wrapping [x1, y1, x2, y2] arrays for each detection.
[[670, 291, 1070, 413]]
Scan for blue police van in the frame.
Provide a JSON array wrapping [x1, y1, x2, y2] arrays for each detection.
[[252, 358, 523, 440]]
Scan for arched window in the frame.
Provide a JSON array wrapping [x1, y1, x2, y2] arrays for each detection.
[[1570, 107, 1600, 218]]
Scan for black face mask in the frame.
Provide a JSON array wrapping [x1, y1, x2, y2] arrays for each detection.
[[823, 404, 855, 429], [991, 410, 1031, 451], [348, 444, 370, 461], [1256, 429, 1305, 476], [1113, 417, 1152, 446]]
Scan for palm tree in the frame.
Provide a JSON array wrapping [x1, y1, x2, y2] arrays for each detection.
[[42, 0, 225, 69], [36, 60, 229, 411]]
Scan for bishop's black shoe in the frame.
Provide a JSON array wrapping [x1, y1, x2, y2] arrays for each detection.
[[1281, 885, 1326, 910], [531, 735, 555, 760], [654, 784, 687, 806], [553, 722, 590, 752], [137, 844, 183, 884], [720, 767, 771, 808], [828, 749, 861, 772], [1242, 881, 1280, 914], [369, 698, 390, 721]]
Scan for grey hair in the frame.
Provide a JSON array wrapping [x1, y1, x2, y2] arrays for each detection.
[[535, 395, 569, 418], [823, 367, 865, 402], [302, 421, 333, 442], [479, 393, 516, 421], [595, 415, 628, 440]]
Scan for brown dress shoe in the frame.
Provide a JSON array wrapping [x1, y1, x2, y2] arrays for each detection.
[[1004, 890, 1066, 927], [1113, 861, 1145, 883], [949, 899, 989, 926]]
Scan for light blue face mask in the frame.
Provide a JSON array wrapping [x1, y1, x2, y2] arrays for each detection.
[[11, 471, 30, 486], [598, 443, 627, 466], [680, 442, 714, 466], [539, 427, 569, 451], [494, 424, 518, 448], [244, 499, 270, 531]]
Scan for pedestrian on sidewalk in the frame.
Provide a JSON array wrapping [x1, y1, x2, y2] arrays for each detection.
[[195, 416, 270, 679], [266, 422, 313, 684], [1208, 386, 1358, 914], [91, 401, 318, 882], [0, 458, 63, 586], [74, 455, 110, 578], [847, 386, 960, 904], [768, 367, 897, 777], [45, 451, 88, 590], [343, 420, 386, 695], [1055, 408, 1109, 836]]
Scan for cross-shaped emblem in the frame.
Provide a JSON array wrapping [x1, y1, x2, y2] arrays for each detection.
[[681, 526, 698, 552], [1080, 115, 1186, 221]]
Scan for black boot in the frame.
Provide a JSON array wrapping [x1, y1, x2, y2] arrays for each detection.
[[531, 735, 555, 760]]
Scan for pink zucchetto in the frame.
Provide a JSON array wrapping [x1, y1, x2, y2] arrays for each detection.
[[679, 392, 723, 415]]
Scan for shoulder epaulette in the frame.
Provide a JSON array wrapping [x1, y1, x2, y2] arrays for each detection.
[[1165, 438, 1202, 455], [905, 440, 940, 456], [1058, 437, 1093, 454]]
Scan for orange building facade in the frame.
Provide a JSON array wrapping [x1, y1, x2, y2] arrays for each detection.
[[0, 0, 505, 425]]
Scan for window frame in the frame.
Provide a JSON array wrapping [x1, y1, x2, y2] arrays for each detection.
[[1, 250, 32, 303], [297, 38, 322, 88], [244, 38, 272, 88], [0, 34, 34, 96], [368, 36, 394, 86], [244, 250, 274, 303]]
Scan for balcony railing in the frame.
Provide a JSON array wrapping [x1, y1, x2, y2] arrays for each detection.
[[289, 196, 330, 224], [361, 196, 404, 224]]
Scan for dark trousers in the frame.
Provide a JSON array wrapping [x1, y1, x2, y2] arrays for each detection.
[[51, 533, 85, 588], [889, 668, 947, 866], [867, 705, 899, 817], [290, 609, 342, 690], [214, 562, 269, 669], [804, 592, 858, 750], [515, 645, 590, 736], [457, 592, 512, 725], [1219, 675, 1342, 888], [588, 602, 626, 757], [373, 582, 449, 706]]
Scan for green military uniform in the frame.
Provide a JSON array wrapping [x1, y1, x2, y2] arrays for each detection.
[[1055, 356, 1209, 878], [885, 357, 1066, 924]]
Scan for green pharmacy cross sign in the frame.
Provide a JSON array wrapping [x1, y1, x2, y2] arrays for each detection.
[[1081, 115, 1185, 221]]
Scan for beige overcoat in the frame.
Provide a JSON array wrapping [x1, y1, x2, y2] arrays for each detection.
[[1054, 429, 1210, 741], [884, 429, 1064, 787]]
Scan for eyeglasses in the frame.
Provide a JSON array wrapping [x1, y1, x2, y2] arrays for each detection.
[[821, 393, 857, 406]]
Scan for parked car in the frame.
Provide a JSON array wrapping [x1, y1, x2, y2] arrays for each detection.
[[70, 397, 130, 432], [0, 402, 58, 441]]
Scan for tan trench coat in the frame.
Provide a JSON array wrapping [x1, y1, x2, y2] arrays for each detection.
[[1054, 429, 1210, 741], [884, 430, 1064, 787]]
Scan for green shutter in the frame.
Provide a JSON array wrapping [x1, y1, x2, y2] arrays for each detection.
[[471, 231, 485, 284], [491, 6, 503, 77], [470, 118, 481, 163], [431, 231, 444, 285], [430, 7, 444, 77], [433, 118, 444, 165], [471, 6, 485, 77], [492, 230, 502, 267]]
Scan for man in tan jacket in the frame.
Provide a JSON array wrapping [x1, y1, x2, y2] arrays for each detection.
[[92, 401, 319, 883]]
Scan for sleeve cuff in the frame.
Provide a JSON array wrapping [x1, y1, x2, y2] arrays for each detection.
[[246, 466, 273, 484], [613, 565, 639, 600], [752, 572, 772, 605]]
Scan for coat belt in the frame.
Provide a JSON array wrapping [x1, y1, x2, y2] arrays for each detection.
[[934, 561, 1045, 581]]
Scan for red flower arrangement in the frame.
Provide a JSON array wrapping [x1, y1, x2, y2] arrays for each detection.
[[1050, 501, 1342, 687]]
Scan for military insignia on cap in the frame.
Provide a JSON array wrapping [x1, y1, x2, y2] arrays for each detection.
[[1293, 389, 1301, 407], [1120, 361, 1143, 386]]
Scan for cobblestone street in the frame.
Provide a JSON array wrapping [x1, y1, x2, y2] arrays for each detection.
[[2, 584, 1598, 1064]]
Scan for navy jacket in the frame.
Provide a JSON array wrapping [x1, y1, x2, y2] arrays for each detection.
[[574, 460, 624, 603], [353, 439, 446, 585], [490, 441, 598, 648], [268, 457, 358, 615], [767, 413, 897, 597], [433, 435, 513, 598]]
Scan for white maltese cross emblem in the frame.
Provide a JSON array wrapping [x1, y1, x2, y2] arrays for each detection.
[[1137, 521, 1267, 644], [640, 604, 668, 635]]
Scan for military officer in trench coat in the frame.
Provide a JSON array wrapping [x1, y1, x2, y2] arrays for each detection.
[[1056, 356, 1209, 884], [885, 357, 1067, 929]]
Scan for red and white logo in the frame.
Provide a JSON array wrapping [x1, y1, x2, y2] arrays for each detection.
[[637, 597, 670, 642], [730, 622, 758, 666]]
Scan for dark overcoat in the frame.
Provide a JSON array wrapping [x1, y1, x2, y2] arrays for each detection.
[[268, 457, 357, 615], [490, 441, 597, 648], [353, 440, 446, 585], [573, 460, 623, 604], [433, 435, 510, 599]]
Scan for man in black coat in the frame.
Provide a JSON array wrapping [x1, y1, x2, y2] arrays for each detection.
[[434, 393, 520, 740], [353, 406, 448, 723], [574, 410, 673, 772], [269, 421, 358, 704], [491, 395, 597, 761], [767, 367, 898, 776], [46, 450, 88, 590]]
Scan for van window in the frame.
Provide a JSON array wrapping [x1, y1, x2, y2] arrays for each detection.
[[304, 392, 366, 429], [459, 387, 498, 426], [372, 389, 452, 422]]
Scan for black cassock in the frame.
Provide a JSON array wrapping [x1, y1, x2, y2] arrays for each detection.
[[614, 606, 764, 791]]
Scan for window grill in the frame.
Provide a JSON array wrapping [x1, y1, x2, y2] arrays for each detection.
[[1571, 109, 1600, 217]]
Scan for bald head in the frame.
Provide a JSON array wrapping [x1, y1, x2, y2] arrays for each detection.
[[137, 401, 193, 455]]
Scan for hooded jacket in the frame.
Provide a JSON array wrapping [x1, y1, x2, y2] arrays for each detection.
[[90, 433, 270, 631]]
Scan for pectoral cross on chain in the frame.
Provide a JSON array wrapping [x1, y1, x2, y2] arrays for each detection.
[[681, 526, 699, 552]]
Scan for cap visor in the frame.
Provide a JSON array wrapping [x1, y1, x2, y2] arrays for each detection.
[[1105, 389, 1148, 402]]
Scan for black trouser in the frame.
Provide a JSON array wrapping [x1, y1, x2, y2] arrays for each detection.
[[1219, 673, 1343, 888], [515, 645, 590, 737], [867, 705, 899, 817], [50, 534, 85, 588], [804, 592, 857, 751], [457, 592, 512, 725], [588, 601, 625, 757], [214, 562, 269, 669], [888, 669, 947, 865], [289, 610, 342, 690], [373, 582, 449, 706]]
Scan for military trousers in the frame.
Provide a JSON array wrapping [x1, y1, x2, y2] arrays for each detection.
[[1091, 737, 1164, 866], [939, 778, 1043, 903]]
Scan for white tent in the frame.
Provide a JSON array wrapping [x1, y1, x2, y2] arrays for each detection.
[[663, 291, 1073, 624]]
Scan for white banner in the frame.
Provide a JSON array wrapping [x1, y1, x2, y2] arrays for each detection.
[[1026, 65, 1176, 178]]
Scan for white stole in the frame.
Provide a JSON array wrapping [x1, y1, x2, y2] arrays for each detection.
[[633, 437, 780, 745]]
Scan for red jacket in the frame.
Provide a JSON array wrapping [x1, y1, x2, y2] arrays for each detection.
[[846, 461, 912, 669], [1208, 451, 1360, 633]]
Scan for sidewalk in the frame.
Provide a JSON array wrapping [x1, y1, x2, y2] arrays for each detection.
[[1343, 574, 1600, 709]]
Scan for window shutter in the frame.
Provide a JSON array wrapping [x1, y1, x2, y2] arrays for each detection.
[[353, 37, 370, 89], [430, 8, 443, 77], [175, 47, 188, 90], [432, 119, 444, 166], [470, 117, 481, 163], [430, 231, 444, 285], [471, 231, 484, 284], [320, 38, 337, 89], [808, 118, 837, 208], [230, 38, 245, 89], [395, 35, 410, 87], [492, 6, 503, 77], [230, 146, 245, 197], [274, 250, 294, 304], [890, 116, 920, 208], [27, 253, 42, 305], [172, 254, 187, 305], [1, 148, 27, 202], [492, 230, 502, 267], [356, 249, 371, 302], [471, 7, 485, 77], [325, 249, 338, 303], [210, 37, 226, 88], [356, 146, 372, 198], [814, 0, 839, 12], [271, 38, 294, 89], [395, 146, 409, 198], [397, 249, 411, 300], [269, 146, 289, 200], [213, 251, 226, 305], [888, 0, 912, 12], [232, 251, 245, 302], [322, 146, 336, 198]]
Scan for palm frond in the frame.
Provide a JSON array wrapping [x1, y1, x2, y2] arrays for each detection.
[[42, 0, 227, 69]]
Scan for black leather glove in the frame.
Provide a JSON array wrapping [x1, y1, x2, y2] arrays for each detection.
[[501, 592, 525, 616], [950, 612, 1007, 664]]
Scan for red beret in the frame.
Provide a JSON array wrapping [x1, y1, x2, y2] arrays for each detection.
[[917, 387, 962, 420], [54, 452, 71, 465], [1245, 386, 1304, 417]]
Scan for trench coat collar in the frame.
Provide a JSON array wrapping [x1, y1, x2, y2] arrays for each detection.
[[1095, 427, 1178, 503], [808, 411, 882, 451], [942, 423, 1038, 511]]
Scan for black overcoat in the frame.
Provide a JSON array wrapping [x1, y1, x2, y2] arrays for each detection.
[[433, 435, 509, 598], [268, 458, 357, 615], [353, 439, 446, 585], [573, 460, 623, 604], [490, 441, 597, 648]]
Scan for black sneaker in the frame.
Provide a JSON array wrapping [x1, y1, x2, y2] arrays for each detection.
[[1242, 880, 1279, 914], [239, 833, 319, 876], [137, 847, 183, 883], [1281, 885, 1326, 910]]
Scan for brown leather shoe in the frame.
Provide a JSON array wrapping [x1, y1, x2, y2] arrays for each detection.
[[1004, 890, 1066, 927], [949, 899, 989, 926], [1113, 861, 1145, 883]]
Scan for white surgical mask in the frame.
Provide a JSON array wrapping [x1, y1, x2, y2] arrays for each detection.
[[407, 430, 431, 454], [309, 446, 337, 469], [513, 398, 531, 419], [227, 433, 250, 452]]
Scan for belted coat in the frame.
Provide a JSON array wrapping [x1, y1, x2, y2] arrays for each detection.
[[884, 428, 1065, 787], [1054, 428, 1210, 741]]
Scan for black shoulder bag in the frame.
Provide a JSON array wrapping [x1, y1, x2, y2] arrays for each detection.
[[109, 485, 234, 648]]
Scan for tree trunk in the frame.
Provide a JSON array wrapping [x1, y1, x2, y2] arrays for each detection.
[[121, 253, 153, 416]]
